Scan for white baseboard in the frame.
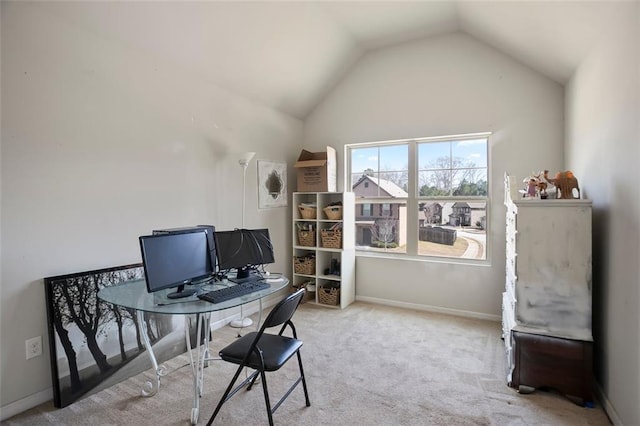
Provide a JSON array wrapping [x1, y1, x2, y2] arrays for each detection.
[[0, 388, 53, 421], [594, 381, 620, 425], [1, 290, 287, 421], [356, 295, 501, 322]]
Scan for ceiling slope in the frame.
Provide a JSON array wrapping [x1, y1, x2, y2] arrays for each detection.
[[29, 1, 632, 119]]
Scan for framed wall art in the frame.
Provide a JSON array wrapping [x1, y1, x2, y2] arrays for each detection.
[[257, 160, 287, 209]]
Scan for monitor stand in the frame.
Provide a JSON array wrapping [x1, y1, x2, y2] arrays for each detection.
[[166, 284, 197, 299], [229, 267, 261, 284], [236, 266, 251, 279]]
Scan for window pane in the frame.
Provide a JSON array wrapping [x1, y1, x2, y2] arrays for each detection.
[[418, 170, 452, 196], [419, 142, 450, 170], [417, 201, 486, 260], [452, 138, 487, 168], [351, 144, 408, 196], [379, 145, 408, 174], [452, 169, 488, 196], [351, 147, 379, 175], [355, 200, 407, 254]]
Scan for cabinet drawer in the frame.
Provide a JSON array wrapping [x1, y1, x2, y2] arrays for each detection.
[[511, 331, 593, 405]]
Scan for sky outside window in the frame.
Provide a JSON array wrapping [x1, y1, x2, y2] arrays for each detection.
[[418, 138, 487, 169], [351, 144, 408, 174]]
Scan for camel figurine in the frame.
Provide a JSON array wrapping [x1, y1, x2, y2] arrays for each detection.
[[543, 170, 580, 199]]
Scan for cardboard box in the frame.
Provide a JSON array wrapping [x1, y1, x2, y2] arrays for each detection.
[[294, 146, 337, 192]]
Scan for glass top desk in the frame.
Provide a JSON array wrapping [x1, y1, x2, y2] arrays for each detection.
[[98, 277, 289, 424]]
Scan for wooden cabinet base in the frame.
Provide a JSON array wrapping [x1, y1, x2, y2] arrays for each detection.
[[511, 331, 593, 406]]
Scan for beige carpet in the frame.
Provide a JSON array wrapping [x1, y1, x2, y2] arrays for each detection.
[[5, 302, 611, 425]]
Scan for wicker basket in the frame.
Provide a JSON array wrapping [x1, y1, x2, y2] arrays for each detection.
[[321, 229, 342, 249], [323, 205, 342, 220], [318, 286, 340, 306], [297, 230, 316, 247], [298, 205, 317, 219], [294, 256, 315, 275], [292, 281, 314, 303]]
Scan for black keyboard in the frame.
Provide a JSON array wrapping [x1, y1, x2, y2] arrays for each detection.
[[197, 281, 270, 304]]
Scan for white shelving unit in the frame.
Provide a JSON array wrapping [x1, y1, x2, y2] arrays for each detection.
[[292, 192, 355, 309]]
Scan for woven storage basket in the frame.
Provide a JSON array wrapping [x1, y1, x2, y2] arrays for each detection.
[[294, 256, 315, 275], [321, 229, 342, 249], [298, 205, 317, 219], [318, 286, 340, 306], [297, 230, 316, 247], [292, 281, 314, 303], [323, 206, 342, 220]]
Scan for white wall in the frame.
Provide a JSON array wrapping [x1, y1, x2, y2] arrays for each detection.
[[1, 2, 300, 410], [565, 3, 639, 424], [304, 32, 565, 318]]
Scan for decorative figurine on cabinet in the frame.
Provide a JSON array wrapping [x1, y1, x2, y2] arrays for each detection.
[[526, 178, 538, 197], [522, 174, 548, 198], [544, 170, 580, 199], [521, 170, 580, 200]]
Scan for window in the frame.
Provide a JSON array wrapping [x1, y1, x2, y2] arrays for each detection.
[[348, 133, 489, 261]]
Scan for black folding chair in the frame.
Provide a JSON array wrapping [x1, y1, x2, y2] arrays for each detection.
[[206, 289, 310, 425]]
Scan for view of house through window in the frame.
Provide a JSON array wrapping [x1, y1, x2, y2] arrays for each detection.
[[348, 134, 489, 261]]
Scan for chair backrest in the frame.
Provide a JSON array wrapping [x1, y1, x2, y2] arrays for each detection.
[[262, 288, 305, 330]]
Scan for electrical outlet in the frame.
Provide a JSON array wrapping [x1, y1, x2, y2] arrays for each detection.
[[26, 336, 42, 360]]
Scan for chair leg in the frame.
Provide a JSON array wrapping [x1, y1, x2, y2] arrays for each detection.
[[259, 370, 274, 426], [247, 368, 260, 391], [297, 351, 311, 406], [206, 365, 246, 426]]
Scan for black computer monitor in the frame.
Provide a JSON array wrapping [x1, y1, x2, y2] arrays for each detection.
[[152, 225, 217, 270], [139, 229, 214, 299], [214, 228, 275, 281]]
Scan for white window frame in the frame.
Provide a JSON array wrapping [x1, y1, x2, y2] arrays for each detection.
[[346, 132, 491, 264]]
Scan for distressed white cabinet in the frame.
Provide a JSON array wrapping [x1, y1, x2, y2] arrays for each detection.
[[502, 175, 593, 403], [292, 192, 355, 309]]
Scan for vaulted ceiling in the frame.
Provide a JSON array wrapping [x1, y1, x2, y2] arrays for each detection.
[[38, 1, 628, 119]]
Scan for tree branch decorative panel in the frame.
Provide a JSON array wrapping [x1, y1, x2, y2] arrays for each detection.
[[44, 264, 194, 408]]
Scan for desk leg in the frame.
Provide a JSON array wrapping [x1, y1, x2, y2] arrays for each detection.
[[137, 310, 167, 397], [185, 313, 212, 425], [256, 298, 263, 330]]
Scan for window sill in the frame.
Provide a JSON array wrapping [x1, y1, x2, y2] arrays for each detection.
[[355, 250, 492, 267]]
